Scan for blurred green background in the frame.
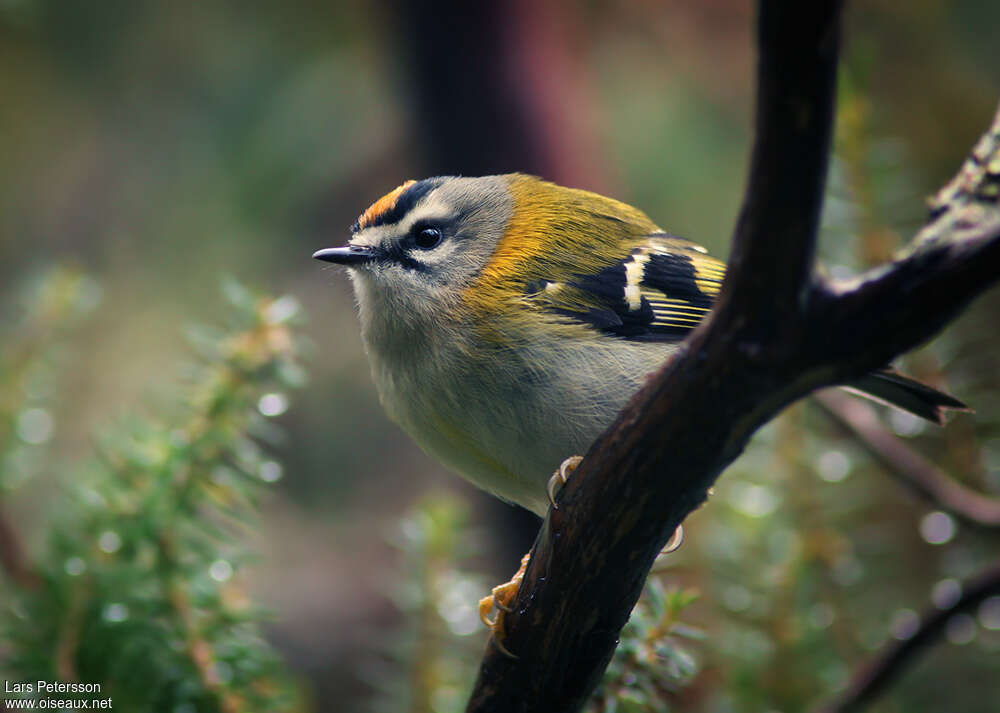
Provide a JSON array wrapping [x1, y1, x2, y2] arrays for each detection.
[[2, 1, 999, 711]]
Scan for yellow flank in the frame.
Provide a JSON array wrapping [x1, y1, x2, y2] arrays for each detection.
[[357, 179, 416, 230], [463, 174, 661, 318], [429, 412, 530, 494]]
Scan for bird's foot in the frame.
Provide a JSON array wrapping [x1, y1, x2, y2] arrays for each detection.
[[478, 551, 530, 658], [547, 454, 684, 556], [547, 455, 584, 509]]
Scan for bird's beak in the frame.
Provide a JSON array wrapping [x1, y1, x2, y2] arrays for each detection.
[[312, 245, 376, 265]]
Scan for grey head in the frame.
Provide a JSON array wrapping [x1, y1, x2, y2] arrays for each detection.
[[314, 176, 513, 332]]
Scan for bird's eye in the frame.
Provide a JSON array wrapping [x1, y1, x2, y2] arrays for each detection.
[[413, 226, 442, 250]]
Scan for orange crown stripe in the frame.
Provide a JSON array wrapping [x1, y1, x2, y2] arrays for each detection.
[[357, 180, 417, 230]]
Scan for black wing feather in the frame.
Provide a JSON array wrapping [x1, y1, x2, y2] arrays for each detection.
[[530, 235, 725, 342]]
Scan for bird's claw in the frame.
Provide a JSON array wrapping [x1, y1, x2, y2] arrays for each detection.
[[480, 456, 681, 659], [660, 524, 684, 555], [478, 552, 531, 659], [547, 455, 583, 509]]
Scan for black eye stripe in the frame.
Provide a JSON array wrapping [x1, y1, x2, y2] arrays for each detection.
[[376, 243, 427, 272], [369, 217, 457, 271]]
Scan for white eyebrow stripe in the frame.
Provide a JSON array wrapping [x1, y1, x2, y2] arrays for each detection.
[[396, 194, 454, 234]]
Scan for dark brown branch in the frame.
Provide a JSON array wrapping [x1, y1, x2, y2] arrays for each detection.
[[467, 3, 845, 711], [806, 104, 1000, 378], [815, 390, 1000, 528], [466, 1, 1000, 710], [811, 559, 1000, 713], [724, 0, 839, 320], [809, 217, 1000, 383]]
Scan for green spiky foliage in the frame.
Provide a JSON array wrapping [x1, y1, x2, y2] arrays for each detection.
[[370, 496, 490, 713], [586, 578, 702, 713], [0, 267, 101, 494], [1, 276, 307, 712]]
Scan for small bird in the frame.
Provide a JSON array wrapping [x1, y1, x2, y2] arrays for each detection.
[[315, 173, 964, 510], [314, 174, 965, 642]]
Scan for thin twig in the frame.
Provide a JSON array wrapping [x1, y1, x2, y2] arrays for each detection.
[[158, 532, 242, 713], [0, 507, 40, 590], [815, 390, 1000, 528], [811, 559, 1000, 713], [55, 580, 87, 681]]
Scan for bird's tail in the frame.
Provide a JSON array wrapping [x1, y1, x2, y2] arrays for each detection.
[[844, 368, 970, 425]]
